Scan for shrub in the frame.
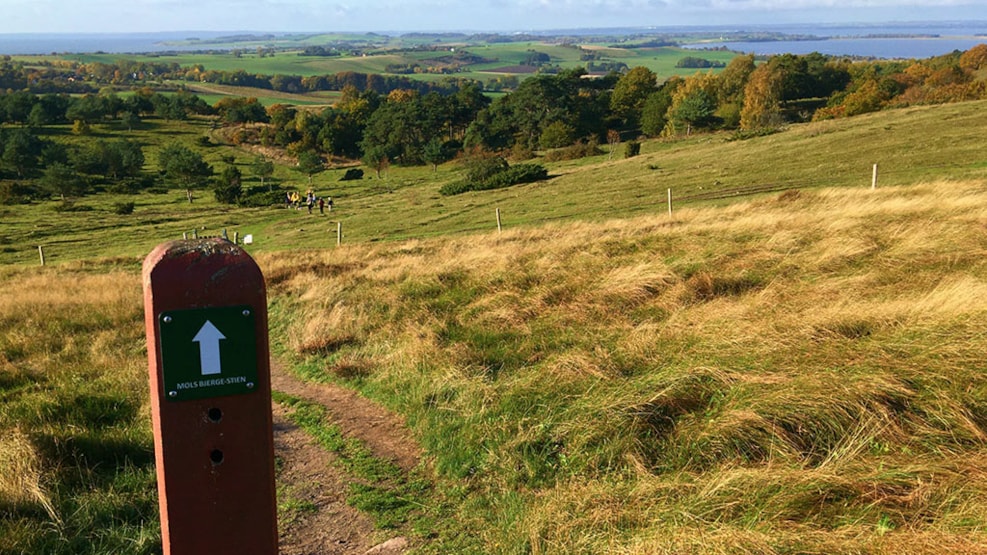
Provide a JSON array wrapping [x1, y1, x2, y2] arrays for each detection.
[[0, 182, 39, 205], [543, 139, 603, 162], [476, 163, 548, 191], [112, 202, 135, 215], [463, 155, 509, 183], [240, 186, 285, 207], [440, 163, 548, 196], [340, 168, 364, 181], [54, 201, 93, 212], [438, 180, 472, 196], [624, 141, 641, 158], [213, 182, 242, 205]]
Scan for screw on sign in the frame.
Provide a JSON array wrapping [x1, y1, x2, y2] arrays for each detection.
[[143, 238, 278, 555]]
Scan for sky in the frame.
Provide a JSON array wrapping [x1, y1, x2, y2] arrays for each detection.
[[0, 0, 985, 34]]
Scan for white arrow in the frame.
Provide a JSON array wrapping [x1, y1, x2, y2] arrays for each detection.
[[193, 321, 226, 376]]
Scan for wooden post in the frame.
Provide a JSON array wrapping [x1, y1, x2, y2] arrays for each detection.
[[496, 208, 502, 233], [182, 232, 188, 240], [668, 188, 673, 217], [38, 246, 45, 266], [142, 238, 278, 555], [233, 231, 239, 245], [872, 164, 878, 190], [336, 222, 342, 246]]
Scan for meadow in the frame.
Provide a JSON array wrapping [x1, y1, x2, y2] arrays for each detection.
[[3, 99, 987, 553]]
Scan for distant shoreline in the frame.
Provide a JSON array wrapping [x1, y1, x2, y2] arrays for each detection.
[[0, 22, 984, 57]]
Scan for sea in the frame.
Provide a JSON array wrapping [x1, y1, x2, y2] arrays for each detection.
[[679, 22, 987, 59], [0, 22, 984, 59]]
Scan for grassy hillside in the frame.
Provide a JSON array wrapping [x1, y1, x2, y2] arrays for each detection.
[[3, 100, 987, 552], [265, 178, 987, 553], [3, 99, 986, 266]]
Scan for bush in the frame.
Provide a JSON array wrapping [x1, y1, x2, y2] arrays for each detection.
[[0, 182, 39, 205], [624, 141, 641, 158], [463, 156, 509, 183], [213, 182, 243, 204], [543, 139, 603, 162], [113, 202, 135, 215], [438, 180, 472, 196], [340, 168, 364, 181], [240, 187, 285, 207], [440, 163, 548, 196], [54, 201, 93, 212], [476, 163, 548, 191]]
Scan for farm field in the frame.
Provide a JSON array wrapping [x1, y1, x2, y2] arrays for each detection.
[[3, 99, 987, 553]]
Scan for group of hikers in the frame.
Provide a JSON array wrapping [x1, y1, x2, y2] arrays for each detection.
[[286, 190, 333, 214]]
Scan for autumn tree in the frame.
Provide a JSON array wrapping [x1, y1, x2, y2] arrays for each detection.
[[667, 72, 719, 136], [715, 54, 756, 128], [610, 66, 658, 128], [740, 63, 785, 131]]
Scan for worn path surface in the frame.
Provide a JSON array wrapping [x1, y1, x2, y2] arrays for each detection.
[[270, 360, 419, 554]]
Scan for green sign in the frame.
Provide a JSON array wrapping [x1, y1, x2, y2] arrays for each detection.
[[158, 305, 259, 402]]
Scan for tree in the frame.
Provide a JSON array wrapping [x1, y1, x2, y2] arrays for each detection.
[[251, 156, 275, 190], [158, 143, 213, 203], [606, 129, 621, 160], [40, 162, 86, 200], [668, 73, 719, 136], [105, 140, 145, 180], [214, 165, 243, 204], [295, 150, 324, 185], [610, 66, 658, 128], [640, 77, 682, 137], [423, 137, 448, 172], [539, 120, 575, 149], [740, 64, 785, 131], [1, 128, 43, 178], [362, 145, 390, 179], [122, 111, 141, 132]]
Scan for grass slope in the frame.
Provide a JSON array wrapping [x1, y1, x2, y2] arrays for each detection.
[[7, 99, 986, 266], [3, 100, 987, 552], [265, 179, 987, 553]]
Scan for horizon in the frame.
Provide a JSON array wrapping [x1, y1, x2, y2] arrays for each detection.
[[1, 0, 986, 35]]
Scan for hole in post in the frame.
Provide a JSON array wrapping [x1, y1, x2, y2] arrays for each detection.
[[207, 408, 223, 423], [210, 449, 224, 466]]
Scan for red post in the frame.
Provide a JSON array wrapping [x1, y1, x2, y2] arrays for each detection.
[[143, 238, 278, 555]]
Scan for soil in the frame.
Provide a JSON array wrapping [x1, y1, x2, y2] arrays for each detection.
[[270, 360, 420, 555]]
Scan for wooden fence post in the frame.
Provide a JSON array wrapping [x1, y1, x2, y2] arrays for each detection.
[[872, 164, 878, 190], [336, 222, 342, 247], [38, 246, 45, 266], [668, 188, 673, 217], [496, 208, 502, 233]]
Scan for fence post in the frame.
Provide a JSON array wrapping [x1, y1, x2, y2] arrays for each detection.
[[336, 222, 342, 247], [38, 246, 45, 266], [496, 208, 502, 233], [668, 188, 673, 217], [872, 164, 878, 190]]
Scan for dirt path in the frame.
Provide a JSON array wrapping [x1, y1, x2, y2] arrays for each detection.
[[270, 360, 419, 554]]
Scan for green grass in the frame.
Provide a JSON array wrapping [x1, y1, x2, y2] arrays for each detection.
[[4, 98, 987, 553], [264, 177, 987, 552], [3, 99, 986, 267]]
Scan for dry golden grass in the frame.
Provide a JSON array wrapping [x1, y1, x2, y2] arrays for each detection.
[[232, 179, 987, 552]]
